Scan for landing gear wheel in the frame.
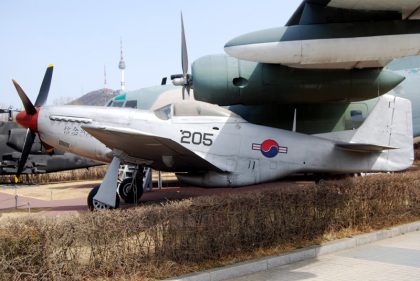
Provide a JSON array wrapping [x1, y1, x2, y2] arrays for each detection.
[[118, 178, 144, 204], [87, 185, 120, 211]]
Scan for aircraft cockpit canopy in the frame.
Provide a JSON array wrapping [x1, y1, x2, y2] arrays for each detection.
[[106, 100, 123, 107], [106, 99, 138, 108], [154, 104, 172, 120], [154, 101, 240, 120]]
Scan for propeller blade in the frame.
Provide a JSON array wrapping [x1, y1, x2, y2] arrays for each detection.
[[181, 12, 189, 78], [186, 85, 191, 98], [16, 129, 36, 177], [12, 65, 53, 179], [35, 64, 53, 107], [12, 80, 36, 115]]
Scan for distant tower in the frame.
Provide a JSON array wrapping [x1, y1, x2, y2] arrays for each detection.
[[118, 39, 126, 91], [103, 65, 107, 92]]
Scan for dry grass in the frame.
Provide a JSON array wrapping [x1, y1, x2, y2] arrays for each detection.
[[0, 169, 419, 281], [0, 166, 107, 185]]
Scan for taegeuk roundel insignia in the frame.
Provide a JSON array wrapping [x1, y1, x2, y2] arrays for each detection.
[[252, 139, 288, 158]]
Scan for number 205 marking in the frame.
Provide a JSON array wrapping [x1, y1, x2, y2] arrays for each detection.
[[180, 131, 214, 146]]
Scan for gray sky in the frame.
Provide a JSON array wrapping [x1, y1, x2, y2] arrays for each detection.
[[0, 0, 300, 108]]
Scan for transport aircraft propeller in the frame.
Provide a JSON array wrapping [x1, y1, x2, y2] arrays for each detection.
[[170, 13, 192, 100]]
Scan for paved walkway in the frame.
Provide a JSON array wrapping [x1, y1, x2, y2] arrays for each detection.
[[0, 190, 87, 217], [227, 231, 420, 281]]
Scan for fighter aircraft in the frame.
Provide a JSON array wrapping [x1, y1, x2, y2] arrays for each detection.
[[11, 1, 420, 210]]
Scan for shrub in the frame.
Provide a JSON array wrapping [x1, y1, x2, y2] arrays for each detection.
[[0, 171, 419, 280]]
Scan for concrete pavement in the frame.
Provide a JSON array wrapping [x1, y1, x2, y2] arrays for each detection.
[[168, 222, 420, 281], [227, 230, 420, 281]]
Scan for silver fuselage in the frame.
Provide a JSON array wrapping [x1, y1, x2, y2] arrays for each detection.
[[37, 95, 413, 187]]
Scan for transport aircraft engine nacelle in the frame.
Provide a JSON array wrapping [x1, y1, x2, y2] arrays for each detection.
[[192, 55, 405, 105]]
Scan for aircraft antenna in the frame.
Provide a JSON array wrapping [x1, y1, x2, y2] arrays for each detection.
[[118, 38, 126, 91], [104, 65, 107, 94]]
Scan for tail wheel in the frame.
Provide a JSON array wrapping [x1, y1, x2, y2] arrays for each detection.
[[118, 178, 144, 204], [87, 185, 120, 211]]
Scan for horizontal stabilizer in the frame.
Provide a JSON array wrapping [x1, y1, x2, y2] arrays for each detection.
[[336, 143, 398, 153]]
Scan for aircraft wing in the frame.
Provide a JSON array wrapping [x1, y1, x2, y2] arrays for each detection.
[[225, 0, 420, 68], [287, 0, 420, 26], [81, 125, 222, 172]]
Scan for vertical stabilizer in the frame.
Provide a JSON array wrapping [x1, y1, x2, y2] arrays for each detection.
[[317, 94, 414, 171]]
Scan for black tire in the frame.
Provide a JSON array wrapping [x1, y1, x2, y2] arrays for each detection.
[[87, 185, 120, 211], [118, 178, 144, 204]]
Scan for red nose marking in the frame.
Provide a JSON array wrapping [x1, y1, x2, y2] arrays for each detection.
[[16, 108, 39, 132]]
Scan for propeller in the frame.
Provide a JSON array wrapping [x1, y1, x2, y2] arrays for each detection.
[[12, 64, 53, 179], [171, 12, 192, 99]]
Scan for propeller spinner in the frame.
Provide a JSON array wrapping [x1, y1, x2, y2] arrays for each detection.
[[171, 13, 192, 99], [12, 64, 53, 178]]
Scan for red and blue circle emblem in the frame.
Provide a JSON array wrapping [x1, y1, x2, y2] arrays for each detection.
[[260, 139, 280, 158], [252, 139, 288, 158]]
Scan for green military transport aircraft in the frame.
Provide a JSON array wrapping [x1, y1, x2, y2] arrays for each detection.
[[106, 57, 420, 140]]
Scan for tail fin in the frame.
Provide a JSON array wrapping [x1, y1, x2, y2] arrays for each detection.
[[319, 94, 414, 171]]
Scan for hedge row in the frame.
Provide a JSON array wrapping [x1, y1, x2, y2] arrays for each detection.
[[0, 171, 419, 280]]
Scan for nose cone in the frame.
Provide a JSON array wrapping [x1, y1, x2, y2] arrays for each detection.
[[16, 109, 39, 132]]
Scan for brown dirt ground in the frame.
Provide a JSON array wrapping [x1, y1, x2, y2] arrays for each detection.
[[0, 180, 101, 201]]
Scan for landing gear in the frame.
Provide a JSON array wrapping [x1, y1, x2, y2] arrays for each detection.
[[86, 159, 151, 211], [87, 185, 120, 211], [118, 178, 143, 203]]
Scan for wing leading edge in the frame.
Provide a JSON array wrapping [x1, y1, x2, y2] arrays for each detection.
[[81, 125, 222, 172]]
